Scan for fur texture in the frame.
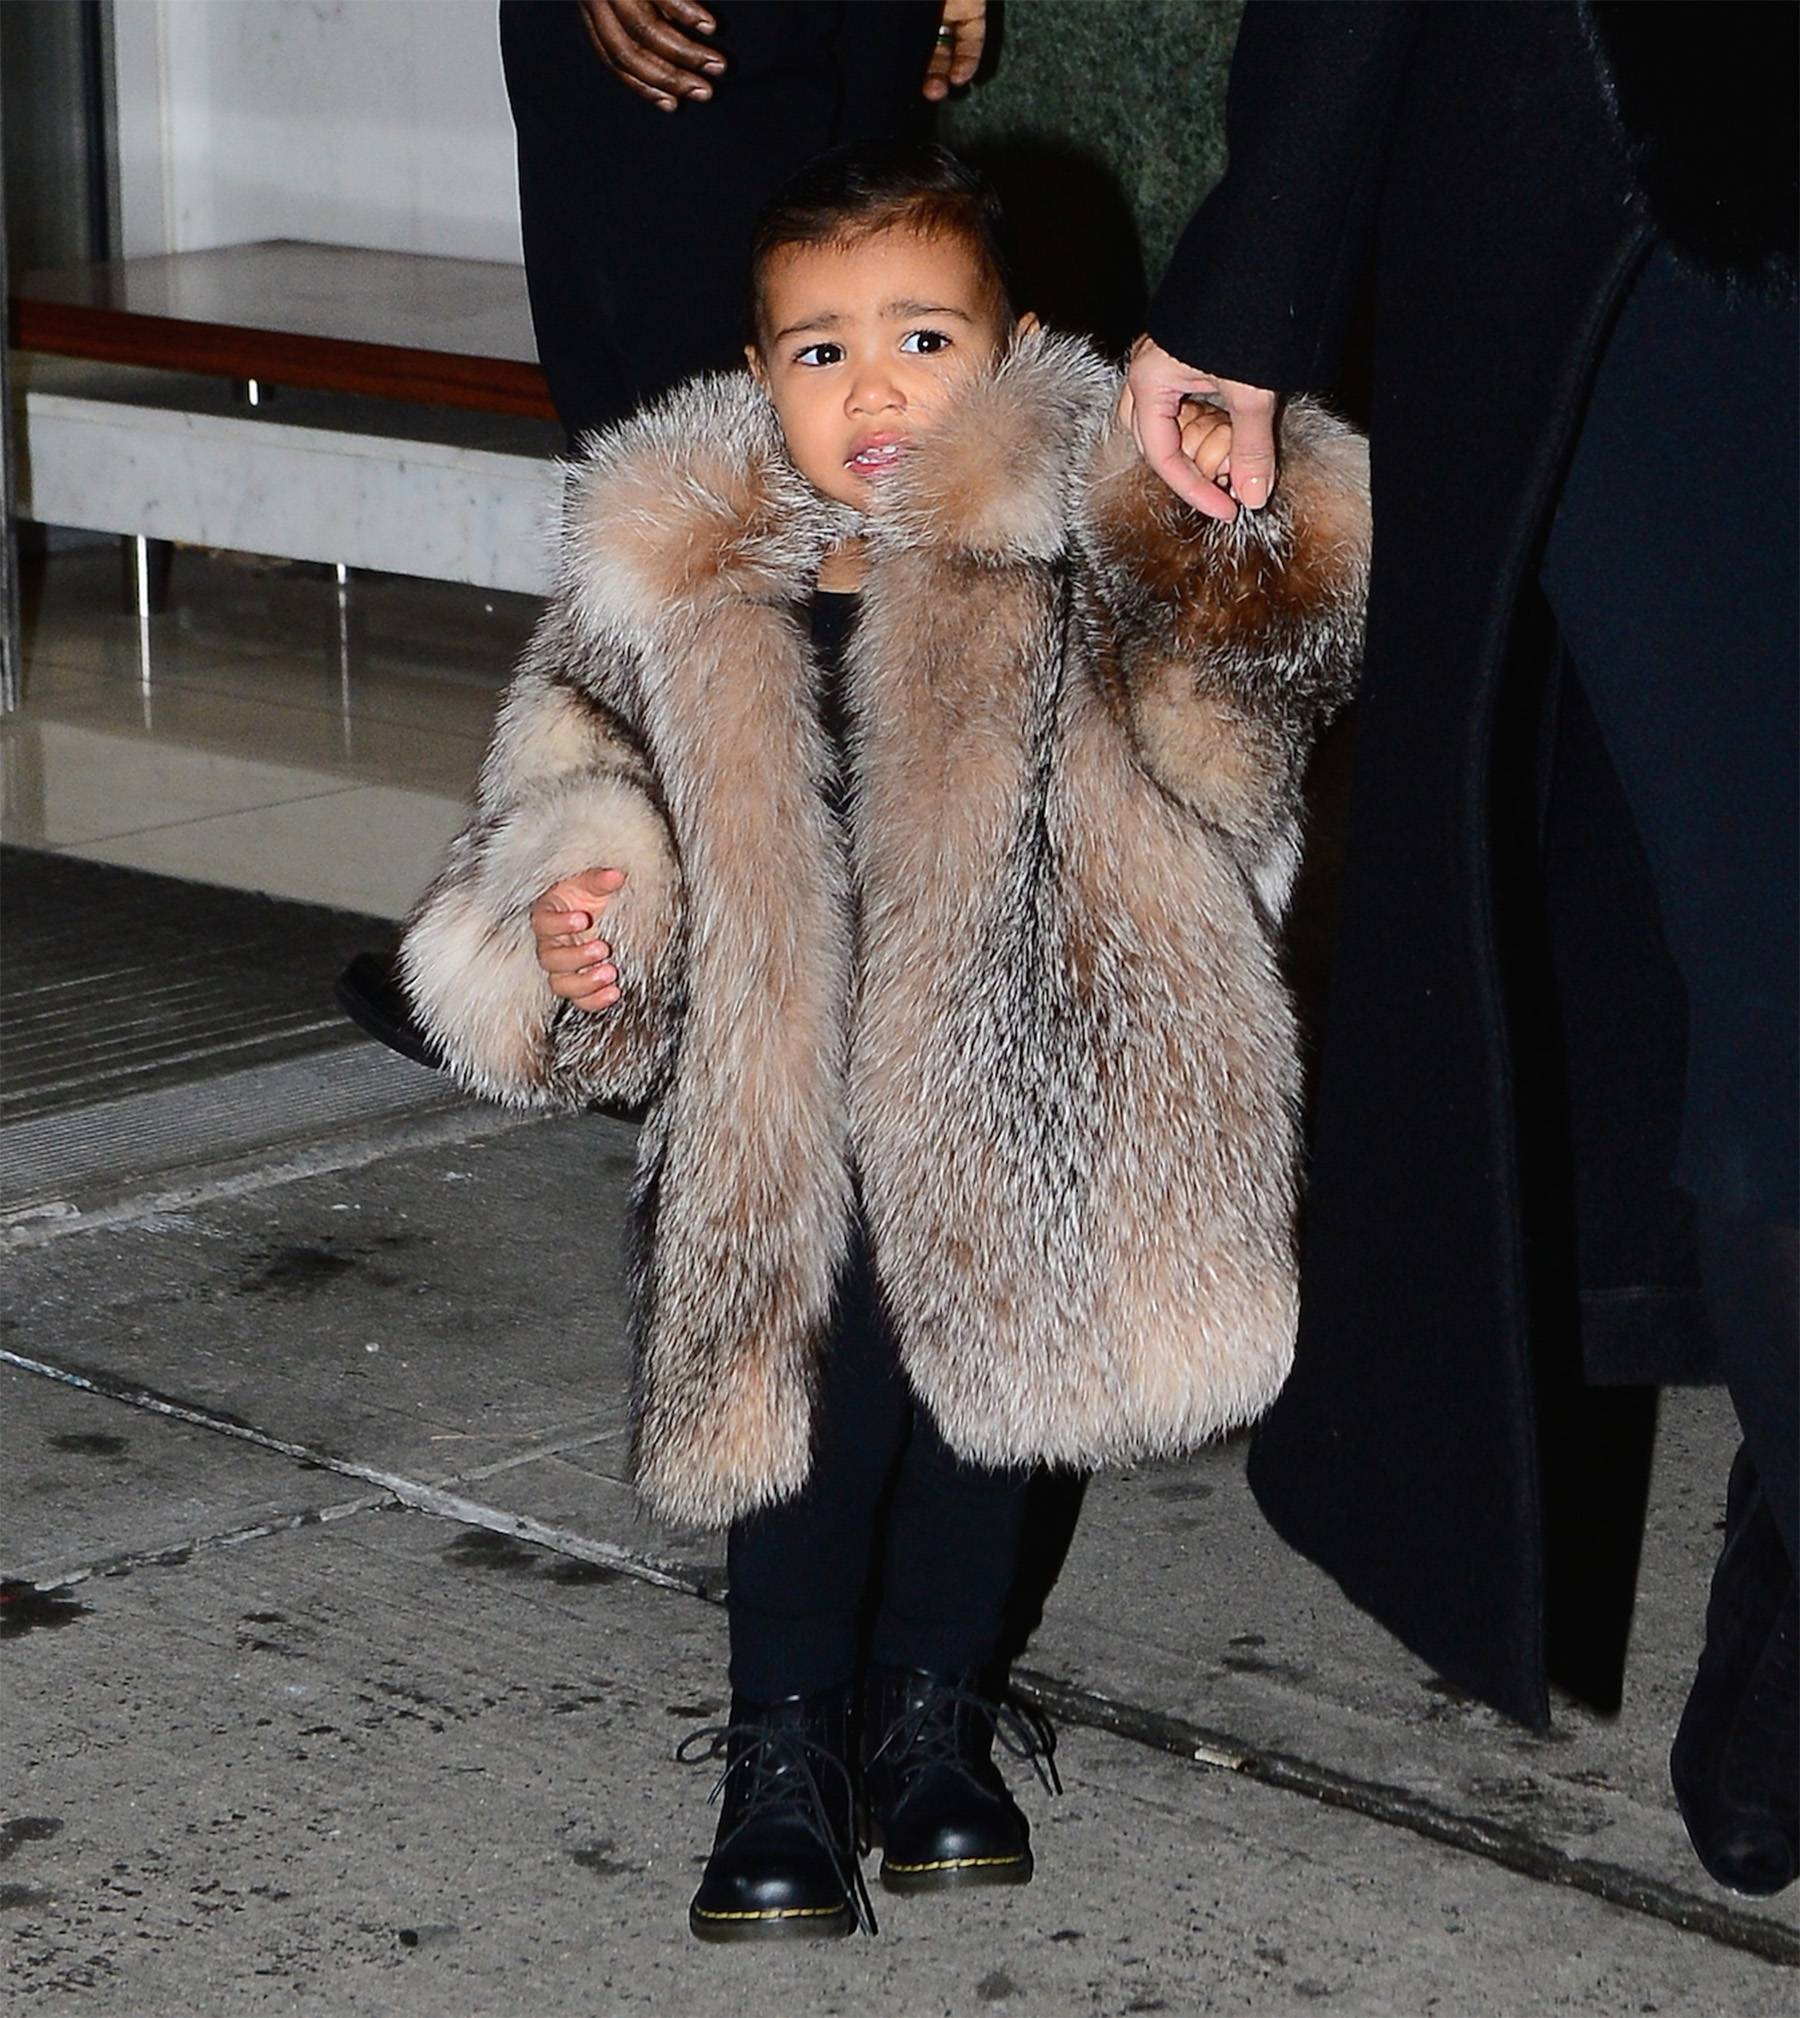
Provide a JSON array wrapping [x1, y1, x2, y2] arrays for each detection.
[[402, 332, 1369, 1527]]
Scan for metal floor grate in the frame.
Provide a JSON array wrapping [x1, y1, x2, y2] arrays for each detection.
[[0, 848, 482, 1226], [2, 846, 389, 1124]]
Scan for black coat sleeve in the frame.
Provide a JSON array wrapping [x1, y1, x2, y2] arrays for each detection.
[[1147, 0, 1422, 392]]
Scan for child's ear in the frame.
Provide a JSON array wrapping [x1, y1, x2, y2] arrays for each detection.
[[745, 344, 767, 386], [1014, 310, 1041, 338]]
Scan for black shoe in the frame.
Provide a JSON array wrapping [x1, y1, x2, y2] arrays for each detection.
[[862, 1665, 1060, 1893], [334, 948, 446, 1071], [1670, 1444, 1799, 1897], [680, 1688, 874, 1942]]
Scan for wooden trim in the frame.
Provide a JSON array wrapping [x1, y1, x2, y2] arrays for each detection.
[[10, 297, 557, 421]]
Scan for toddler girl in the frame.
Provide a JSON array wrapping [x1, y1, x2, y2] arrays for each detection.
[[401, 141, 1368, 1940]]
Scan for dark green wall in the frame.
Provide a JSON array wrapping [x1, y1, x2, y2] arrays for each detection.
[[940, 0, 1242, 348]]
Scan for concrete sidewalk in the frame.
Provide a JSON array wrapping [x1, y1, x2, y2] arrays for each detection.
[[5, 1061, 1796, 2015]]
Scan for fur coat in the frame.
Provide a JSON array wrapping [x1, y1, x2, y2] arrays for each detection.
[[401, 332, 1369, 1529]]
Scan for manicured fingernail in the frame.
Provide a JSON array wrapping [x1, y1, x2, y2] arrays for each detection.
[[656, 96, 677, 112], [687, 83, 710, 100], [701, 58, 725, 72]]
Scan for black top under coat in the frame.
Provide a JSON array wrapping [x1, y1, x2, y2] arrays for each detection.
[[810, 589, 861, 821]]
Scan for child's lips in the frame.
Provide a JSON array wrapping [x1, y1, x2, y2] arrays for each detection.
[[846, 434, 908, 477]]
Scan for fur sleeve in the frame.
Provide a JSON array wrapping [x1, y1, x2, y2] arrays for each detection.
[[398, 612, 685, 1113], [1080, 398, 1370, 907]]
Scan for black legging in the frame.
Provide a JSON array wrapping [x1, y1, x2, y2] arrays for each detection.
[[1540, 243, 1798, 1558], [725, 1228, 1035, 1703]]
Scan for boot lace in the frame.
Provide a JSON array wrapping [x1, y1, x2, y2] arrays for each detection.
[[676, 1719, 878, 1935], [867, 1677, 1064, 1800]]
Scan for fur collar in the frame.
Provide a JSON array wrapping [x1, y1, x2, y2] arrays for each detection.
[[863, 329, 1119, 563], [559, 328, 1121, 648]]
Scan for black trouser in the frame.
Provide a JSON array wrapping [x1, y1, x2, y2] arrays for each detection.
[[725, 1229, 1035, 1703], [498, 0, 939, 444], [1540, 243, 1799, 1558]]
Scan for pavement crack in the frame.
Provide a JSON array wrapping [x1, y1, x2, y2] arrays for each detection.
[[2, 1349, 714, 1603], [7, 1346, 1793, 1972], [1005, 1669, 1800, 1971], [17, 1493, 399, 1595]]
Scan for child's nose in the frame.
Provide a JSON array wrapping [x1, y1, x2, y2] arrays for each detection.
[[847, 371, 903, 416]]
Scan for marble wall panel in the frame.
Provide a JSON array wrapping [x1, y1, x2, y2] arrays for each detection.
[[115, 0, 524, 262]]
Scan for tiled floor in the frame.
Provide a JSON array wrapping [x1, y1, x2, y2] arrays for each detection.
[[4, 541, 536, 918]]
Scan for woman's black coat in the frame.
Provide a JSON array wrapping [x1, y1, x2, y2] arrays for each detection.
[[1147, 0, 1797, 1728]]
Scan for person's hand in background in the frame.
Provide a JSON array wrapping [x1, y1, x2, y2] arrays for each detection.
[[922, 0, 986, 100], [579, 0, 725, 112], [1122, 334, 1280, 522]]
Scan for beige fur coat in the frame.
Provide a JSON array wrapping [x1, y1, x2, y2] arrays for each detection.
[[401, 332, 1369, 1529]]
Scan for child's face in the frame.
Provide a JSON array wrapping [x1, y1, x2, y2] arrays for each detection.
[[748, 226, 1031, 510]]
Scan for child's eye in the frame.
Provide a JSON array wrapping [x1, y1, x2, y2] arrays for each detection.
[[794, 342, 845, 367], [899, 329, 953, 356]]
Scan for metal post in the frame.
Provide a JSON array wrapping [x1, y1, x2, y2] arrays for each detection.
[[334, 562, 352, 744], [131, 532, 152, 691]]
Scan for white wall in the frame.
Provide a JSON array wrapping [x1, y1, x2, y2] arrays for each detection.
[[113, 0, 522, 263]]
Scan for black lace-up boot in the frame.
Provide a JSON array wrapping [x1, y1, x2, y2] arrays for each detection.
[[862, 1665, 1060, 1893], [1670, 1444, 1799, 1896], [680, 1687, 875, 1941]]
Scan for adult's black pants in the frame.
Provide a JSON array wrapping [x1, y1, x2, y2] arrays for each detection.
[[724, 1230, 1035, 1704], [1540, 243, 1799, 1559], [498, 0, 940, 444]]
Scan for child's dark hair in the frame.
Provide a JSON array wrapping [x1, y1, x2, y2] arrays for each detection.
[[748, 140, 1014, 347]]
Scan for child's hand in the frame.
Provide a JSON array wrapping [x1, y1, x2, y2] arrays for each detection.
[[1120, 338, 1279, 519], [1177, 402, 1235, 499], [531, 868, 627, 1012]]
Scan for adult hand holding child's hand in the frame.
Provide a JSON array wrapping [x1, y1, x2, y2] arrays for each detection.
[[532, 869, 628, 1012], [1121, 334, 1280, 522]]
